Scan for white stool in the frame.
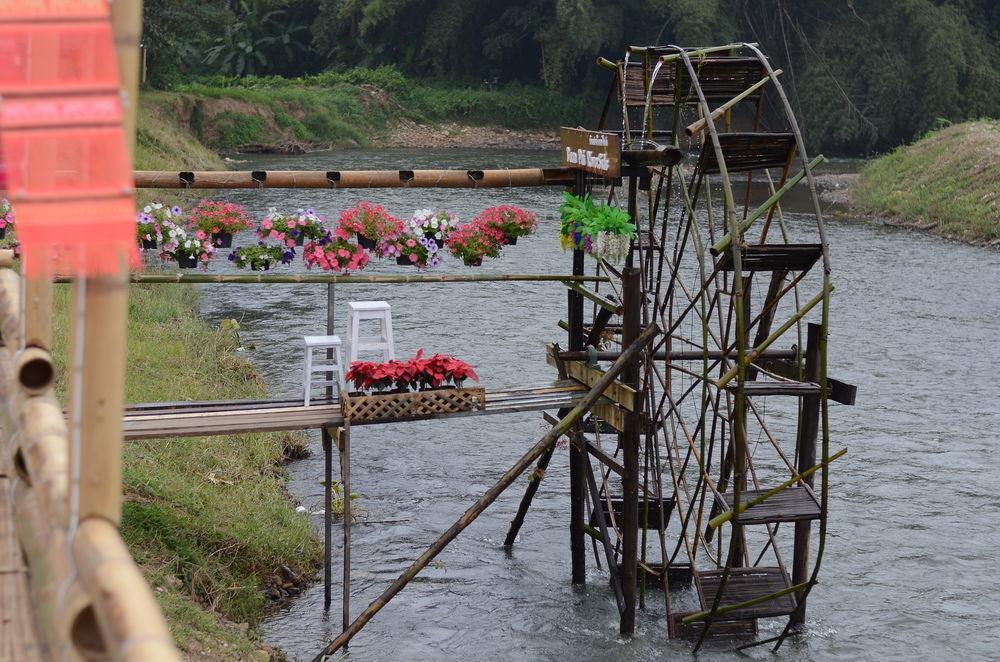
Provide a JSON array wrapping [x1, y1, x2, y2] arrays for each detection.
[[303, 335, 345, 406], [347, 301, 395, 363]]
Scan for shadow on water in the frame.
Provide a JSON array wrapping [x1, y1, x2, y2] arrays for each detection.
[[183, 148, 1000, 661]]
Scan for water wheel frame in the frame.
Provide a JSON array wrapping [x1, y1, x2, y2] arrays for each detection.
[[588, 42, 837, 651]]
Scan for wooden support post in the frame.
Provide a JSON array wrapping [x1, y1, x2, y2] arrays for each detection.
[[323, 428, 333, 611], [503, 445, 555, 547], [791, 323, 821, 624], [619, 267, 642, 635], [568, 170, 587, 584], [323, 282, 336, 611], [339, 423, 352, 639]]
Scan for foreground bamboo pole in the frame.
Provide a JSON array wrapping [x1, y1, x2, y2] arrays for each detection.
[[312, 322, 660, 659]]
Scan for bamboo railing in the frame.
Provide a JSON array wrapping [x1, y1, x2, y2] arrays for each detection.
[[0, 1, 181, 659]]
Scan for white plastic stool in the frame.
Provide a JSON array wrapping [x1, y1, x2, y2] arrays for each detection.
[[303, 335, 345, 406], [347, 301, 395, 363]]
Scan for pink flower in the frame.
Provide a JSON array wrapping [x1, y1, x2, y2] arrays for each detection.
[[286, 239, 296, 248], [261, 219, 273, 230], [406, 239, 416, 248], [195, 230, 207, 240], [409, 253, 418, 263], [269, 230, 280, 239]]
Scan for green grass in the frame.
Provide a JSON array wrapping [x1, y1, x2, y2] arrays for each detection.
[[150, 66, 587, 150], [855, 120, 999, 243]]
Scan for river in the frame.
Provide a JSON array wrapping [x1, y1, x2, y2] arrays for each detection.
[[187, 148, 1000, 661]]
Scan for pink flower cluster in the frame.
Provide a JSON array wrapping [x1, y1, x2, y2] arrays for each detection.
[[189, 200, 255, 234], [303, 229, 370, 273]]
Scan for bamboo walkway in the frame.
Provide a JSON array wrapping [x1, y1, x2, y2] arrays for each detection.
[[122, 381, 589, 439], [1, 473, 44, 662]]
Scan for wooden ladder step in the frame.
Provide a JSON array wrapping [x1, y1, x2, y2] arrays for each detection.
[[623, 56, 767, 106], [695, 567, 796, 620], [670, 612, 758, 640], [717, 487, 820, 525], [726, 380, 821, 396], [717, 243, 823, 272], [590, 495, 675, 530], [698, 132, 796, 174]]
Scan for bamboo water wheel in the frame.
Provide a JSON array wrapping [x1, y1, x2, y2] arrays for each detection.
[[584, 43, 850, 650]]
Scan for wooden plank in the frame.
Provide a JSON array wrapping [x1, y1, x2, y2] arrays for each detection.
[[760, 358, 857, 405], [562, 280, 622, 314], [122, 382, 589, 440], [562, 361, 636, 411]]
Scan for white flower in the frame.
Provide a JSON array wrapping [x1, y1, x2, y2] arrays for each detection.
[[430, 219, 439, 228], [153, 202, 163, 209], [143, 205, 152, 213]]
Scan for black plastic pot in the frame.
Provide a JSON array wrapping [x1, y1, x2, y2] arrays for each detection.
[[251, 260, 272, 271], [212, 232, 233, 248], [463, 257, 483, 267], [504, 233, 518, 245], [396, 255, 412, 266], [177, 254, 198, 269], [141, 238, 157, 250], [357, 234, 377, 250]]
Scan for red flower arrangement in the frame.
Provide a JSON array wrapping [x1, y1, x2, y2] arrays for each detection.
[[188, 200, 255, 235], [337, 201, 404, 250], [345, 350, 479, 394]]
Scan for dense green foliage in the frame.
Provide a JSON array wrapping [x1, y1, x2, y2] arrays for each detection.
[[855, 120, 999, 242], [145, 0, 998, 153]]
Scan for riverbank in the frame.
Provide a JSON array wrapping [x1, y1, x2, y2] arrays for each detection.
[[143, 68, 578, 153], [845, 120, 999, 245], [45, 102, 324, 659]]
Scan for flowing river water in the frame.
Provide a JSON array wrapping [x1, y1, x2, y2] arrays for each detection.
[[184, 148, 1000, 661]]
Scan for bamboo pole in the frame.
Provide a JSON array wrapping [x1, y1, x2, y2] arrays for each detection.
[[133, 168, 574, 190], [680, 581, 810, 624], [684, 70, 782, 137], [24, 273, 53, 351], [55, 273, 610, 285], [659, 44, 751, 63], [0, 249, 15, 268], [0, 269, 22, 348], [312, 322, 660, 659], [12, 480, 93, 661], [619, 268, 642, 635], [72, 519, 179, 661]]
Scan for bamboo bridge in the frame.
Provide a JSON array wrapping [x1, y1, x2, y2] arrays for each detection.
[[1, 9, 856, 659]]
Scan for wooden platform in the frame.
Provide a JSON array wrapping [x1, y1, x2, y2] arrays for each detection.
[[695, 567, 796, 620], [717, 244, 823, 272], [122, 381, 589, 440], [698, 132, 796, 174], [718, 487, 821, 525], [1, 473, 44, 661]]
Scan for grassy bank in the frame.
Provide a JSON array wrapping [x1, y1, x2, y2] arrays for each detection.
[[47, 102, 323, 658], [145, 66, 587, 150], [855, 120, 999, 244]]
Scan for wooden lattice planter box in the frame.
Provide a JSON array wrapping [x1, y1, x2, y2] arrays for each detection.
[[341, 387, 486, 423]]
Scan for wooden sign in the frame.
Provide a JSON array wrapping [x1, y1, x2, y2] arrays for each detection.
[[560, 127, 620, 177]]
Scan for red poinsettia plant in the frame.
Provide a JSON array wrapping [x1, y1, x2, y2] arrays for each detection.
[[345, 350, 479, 394]]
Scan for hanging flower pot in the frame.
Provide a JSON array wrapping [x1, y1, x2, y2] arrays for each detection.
[[230, 243, 292, 271], [396, 255, 412, 266], [177, 254, 198, 269], [357, 234, 377, 250], [463, 256, 483, 267], [503, 232, 518, 246], [141, 238, 157, 250], [0, 227, 8, 240], [212, 231, 233, 248], [250, 260, 272, 271]]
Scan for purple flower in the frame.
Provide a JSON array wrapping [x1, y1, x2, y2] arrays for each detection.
[[427, 240, 438, 252], [227, 252, 236, 262], [429, 256, 441, 268]]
